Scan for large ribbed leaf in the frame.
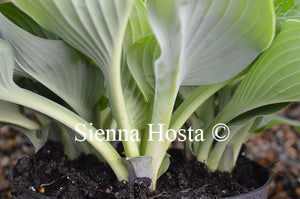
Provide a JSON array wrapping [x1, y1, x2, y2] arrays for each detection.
[[197, 20, 300, 166], [0, 2, 59, 78], [218, 20, 300, 124], [13, 0, 143, 157], [0, 40, 128, 180], [13, 0, 134, 75], [148, 0, 275, 86], [0, 13, 104, 121], [142, 0, 275, 186]]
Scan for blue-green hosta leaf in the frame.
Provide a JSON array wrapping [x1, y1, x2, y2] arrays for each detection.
[[122, 66, 149, 130], [0, 2, 58, 39], [127, 35, 158, 102], [0, 13, 104, 121], [253, 114, 300, 133], [229, 103, 290, 127], [123, 0, 152, 55], [13, 0, 134, 76], [218, 20, 300, 124], [197, 20, 300, 165], [13, 2, 146, 157], [274, 0, 300, 32], [0, 100, 40, 130], [0, 2, 59, 78], [0, 40, 128, 180], [148, 0, 275, 87], [0, 40, 17, 94], [122, 0, 153, 129], [143, 1, 275, 177]]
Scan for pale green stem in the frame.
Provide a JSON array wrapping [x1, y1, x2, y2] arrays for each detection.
[[143, 78, 233, 190], [196, 108, 231, 163], [107, 65, 140, 157], [206, 120, 255, 171], [105, 0, 139, 158], [2, 88, 128, 181], [170, 80, 231, 131], [0, 114, 40, 130], [141, 77, 179, 190], [195, 76, 248, 163]]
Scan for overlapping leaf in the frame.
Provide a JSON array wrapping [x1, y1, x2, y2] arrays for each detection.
[[127, 35, 158, 103], [0, 40, 128, 180], [0, 2, 58, 39], [143, 0, 275, 182], [0, 2, 59, 78], [218, 20, 300, 124], [13, 0, 134, 75], [121, 0, 153, 130], [148, 0, 275, 86], [0, 13, 104, 121]]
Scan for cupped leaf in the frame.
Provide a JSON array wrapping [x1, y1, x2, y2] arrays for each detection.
[[218, 20, 300, 124], [0, 40, 128, 180], [148, 0, 275, 86], [116, 1, 151, 131], [123, 0, 152, 55], [13, 0, 134, 75], [0, 13, 104, 121], [144, 0, 275, 186], [0, 2, 59, 78], [197, 20, 300, 165], [13, 0, 141, 157], [121, 0, 153, 130], [127, 35, 158, 103]]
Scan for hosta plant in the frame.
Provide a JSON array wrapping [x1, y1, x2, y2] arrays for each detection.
[[0, 0, 300, 191]]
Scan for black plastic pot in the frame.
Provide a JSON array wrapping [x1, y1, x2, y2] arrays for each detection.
[[223, 171, 273, 199]]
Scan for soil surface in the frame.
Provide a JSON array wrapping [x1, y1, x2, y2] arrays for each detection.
[[10, 141, 269, 199]]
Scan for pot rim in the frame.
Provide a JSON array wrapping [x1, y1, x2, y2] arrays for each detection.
[[222, 170, 273, 199]]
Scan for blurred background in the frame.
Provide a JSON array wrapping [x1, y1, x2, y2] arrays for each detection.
[[246, 103, 300, 199]]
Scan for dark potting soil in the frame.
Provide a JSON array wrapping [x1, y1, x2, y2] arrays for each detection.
[[10, 141, 270, 199]]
